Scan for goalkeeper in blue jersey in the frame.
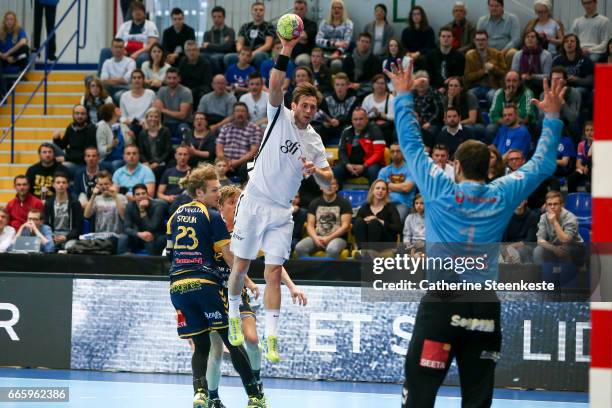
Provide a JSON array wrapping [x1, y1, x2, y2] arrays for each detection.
[[386, 60, 565, 407]]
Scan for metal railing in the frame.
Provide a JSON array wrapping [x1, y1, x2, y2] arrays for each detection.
[[0, 0, 88, 163]]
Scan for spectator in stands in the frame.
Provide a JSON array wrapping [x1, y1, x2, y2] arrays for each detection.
[[504, 148, 524, 174], [476, 0, 520, 66], [240, 72, 269, 128], [33, 0, 59, 61], [83, 170, 128, 253], [225, 1, 275, 69], [413, 71, 445, 136], [200, 6, 235, 74], [381, 38, 409, 93], [52, 104, 97, 170], [184, 112, 216, 167], [197, 74, 236, 132], [101, 38, 136, 101], [161, 7, 195, 66], [6, 175, 44, 230], [505, 148, 560, 209], [568, 121, 593, 193], [119, 68, 155, 136], [141, 42, 169, 90], [343, 32, 382, 94], [153, 67, 193, 139], [178, 40, 213, 105], [511, 29, 553, 94], [0, 208, 15, 253], [534, 191, 583, 263], [555, 129, 576, 178], [295, 178, 352, 259], [362, 74, 395, 144], [488, 70, 536, 141], [443, 76, 484, 140], [112, 145, 155, 198], [315, 0, 354, 73], [215, 102, 262, 183], [539, 67, 581, 136], [215, 158, 236, 187], [282, 66, 311, 108], [378, 142, 415, 222], [492, 104, 531, 158], [436, 107, 474, 158], [157, 145, 190, 205], [400, 5, 435, 66], [425, 26, 466, 92], [446, 2, 476, 54], [137, 107, 172, 181], [602, 38, 612, 63], [431, 144, 455, 181], [124, 183, 167, 255], [112, 1, 158, 66], [261, 39, 296, 88], [26, 142, 69, 200], [464, 30, 507, 104], [290, 192, 308, 251], [333, 107, 385, 187], [354, 180, 402, 247], [502, 199, 538, 263], [524, 0, 564, 56], [225, 46, 256, 96], [44, 172, 83, 251], [403, 194, 425, 247], [364, 3, 395, 57], [96, 103, 123, 166], [553, 34, 594, 109], [487, 145, 505, 182], [81, 77, 113, 124], [12, 209, 53, 253], [309, 47, 332, 94], [75, 147, 111, 208], [317, 72, 359, 144], [291, 0, 318, 65], [0, 11, 30, 75], [571, 0, 610, 62]]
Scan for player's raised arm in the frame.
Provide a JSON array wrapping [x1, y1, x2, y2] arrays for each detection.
[[387, 59, 454, 200], [269, 34, 299, 107], [495, 78, 565, 209]]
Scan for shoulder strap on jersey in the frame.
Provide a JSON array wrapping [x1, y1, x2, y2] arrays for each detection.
[[248, 105, 282, 172]]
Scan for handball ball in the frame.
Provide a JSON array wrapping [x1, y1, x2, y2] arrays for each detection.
[[277, 14, 304, 40]]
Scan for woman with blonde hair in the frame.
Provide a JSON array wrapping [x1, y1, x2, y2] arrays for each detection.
[[137, 107, 172, 180], [353, 179, 402, 247], [0, 10, 29, 94], [524, 0, 564, 56], [315, 0, 354, 72]]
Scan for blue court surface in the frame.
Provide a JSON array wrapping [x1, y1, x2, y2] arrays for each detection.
[[0, 368, 587, 407]]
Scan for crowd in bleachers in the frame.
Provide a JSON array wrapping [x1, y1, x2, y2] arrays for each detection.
[[0, 0, 605, 258]]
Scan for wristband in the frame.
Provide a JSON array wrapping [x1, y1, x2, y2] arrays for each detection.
[[544, 112, 560, 119], [275, 54, 290, 72]]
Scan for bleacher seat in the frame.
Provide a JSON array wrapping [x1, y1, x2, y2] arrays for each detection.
[[338, 189, 368, 208], [579, 226, 591, 243], [564, 193, 591, 227]]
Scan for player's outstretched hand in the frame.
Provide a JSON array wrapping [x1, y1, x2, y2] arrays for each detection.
[[290, 286, 308, 306], [384, 58, 419, 93], [531, 78, 566, 114]]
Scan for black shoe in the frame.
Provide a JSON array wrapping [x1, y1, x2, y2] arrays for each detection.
[[207, 398, 226, 408], [48, 55, 58, 61]]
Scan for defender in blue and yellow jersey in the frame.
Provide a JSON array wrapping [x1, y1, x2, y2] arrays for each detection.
[[166, 164, 268, 408]]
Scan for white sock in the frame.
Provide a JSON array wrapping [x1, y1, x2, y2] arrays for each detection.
[[228, 295, 241, 319], [265, 309, 280, 338]]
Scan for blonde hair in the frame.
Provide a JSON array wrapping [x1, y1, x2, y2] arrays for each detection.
[[366, 179, 389, 205], [219, 185, 242, 207], [179, 163, 218, 197], [326, 0, 349, 24], [145, 107, 161, 131], [0, 11, 21, 43]]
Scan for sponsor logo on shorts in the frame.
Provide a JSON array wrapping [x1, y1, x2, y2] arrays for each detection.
[[450, 315, 495, 332], [176, 310, 187, 328], [419, 339, 451, 370], [204, 311, 224, 321]]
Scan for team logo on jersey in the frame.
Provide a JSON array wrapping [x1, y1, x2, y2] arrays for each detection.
[[280, 139, 301, 155]]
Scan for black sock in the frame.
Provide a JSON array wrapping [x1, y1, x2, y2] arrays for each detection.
[[208, 388, 219, 400], [252, 370, 261, 383], [193, 377, 208, 395]]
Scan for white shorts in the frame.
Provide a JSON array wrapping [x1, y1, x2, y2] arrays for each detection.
[[230, 190, 293, 265]]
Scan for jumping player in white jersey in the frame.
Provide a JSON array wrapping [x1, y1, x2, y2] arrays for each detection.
[[227, 34, 333, 361]]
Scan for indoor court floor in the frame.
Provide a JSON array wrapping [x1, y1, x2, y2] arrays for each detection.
[[0, 368, 587, 407]]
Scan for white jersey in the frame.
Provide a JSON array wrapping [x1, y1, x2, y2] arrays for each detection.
[[247, 102, 328, 207]]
